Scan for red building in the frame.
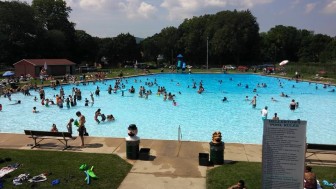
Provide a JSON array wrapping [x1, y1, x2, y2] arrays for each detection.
[[13, 59, 76, 78]]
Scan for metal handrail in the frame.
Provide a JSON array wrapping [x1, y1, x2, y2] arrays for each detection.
[[178, 125, 182, 141]]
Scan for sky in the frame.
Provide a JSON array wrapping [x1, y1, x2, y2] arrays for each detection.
[[8, 0, 336, 38]]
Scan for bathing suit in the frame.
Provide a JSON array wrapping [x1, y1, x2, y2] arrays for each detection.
[[78, 126, 86, 136], [290, 104, 296, 110]]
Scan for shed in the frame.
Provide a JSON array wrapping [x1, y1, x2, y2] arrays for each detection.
[[13, 59, 76, 78]]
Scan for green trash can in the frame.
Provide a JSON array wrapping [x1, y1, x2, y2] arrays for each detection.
[[126, 139, 140, 159], [210, 142, 224, 165]]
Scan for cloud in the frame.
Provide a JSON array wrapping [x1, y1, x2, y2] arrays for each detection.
[[138, 2, 158, 18], [119, 0, 157, 19], [290, 0, 301, 9], [305, 3, 316, 14], [161, 0, 273, 20], [323, 0, 336, 14], [78, 0, 107, 10]]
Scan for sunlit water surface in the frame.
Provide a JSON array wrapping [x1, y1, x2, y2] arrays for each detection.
[[1, 73, 335, 144]]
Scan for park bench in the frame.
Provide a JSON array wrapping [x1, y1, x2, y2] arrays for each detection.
[[24, 130, 76, 150], [307, 143, 336, 153], [306, 143, 336, 164]]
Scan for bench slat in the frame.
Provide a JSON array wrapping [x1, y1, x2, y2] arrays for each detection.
[[307, 143, 336, 151]]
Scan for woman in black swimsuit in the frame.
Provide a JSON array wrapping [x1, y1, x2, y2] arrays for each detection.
[[290, 99, 296, 111]]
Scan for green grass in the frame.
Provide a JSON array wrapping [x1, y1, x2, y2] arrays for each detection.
[[0, 149, 132, 189], [207, 162, 336, 189]]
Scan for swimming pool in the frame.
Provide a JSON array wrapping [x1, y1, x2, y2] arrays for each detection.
[[1, 73, 335, 145]]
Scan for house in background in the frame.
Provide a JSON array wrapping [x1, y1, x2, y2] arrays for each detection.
[[13, 59, 76, 78]]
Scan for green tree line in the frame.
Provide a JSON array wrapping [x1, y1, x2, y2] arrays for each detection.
[[0, 0, 335, 68]]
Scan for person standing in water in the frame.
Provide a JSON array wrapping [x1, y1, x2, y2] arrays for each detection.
[[250, 96, 257, 108], [272, 113, 279, 120], [67, 118, 74, 134], [290, 99, 296, 111], [261, 106, 268, 120]]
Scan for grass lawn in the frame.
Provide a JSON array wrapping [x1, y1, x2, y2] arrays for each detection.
[[207, 161, 336, 189], [0, 149, 132, 189]]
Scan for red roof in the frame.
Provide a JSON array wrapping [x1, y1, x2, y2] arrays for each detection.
[[13, 59, 76, 66]]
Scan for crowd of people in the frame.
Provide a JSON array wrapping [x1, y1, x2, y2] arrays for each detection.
[[1, 71, 335, 150]]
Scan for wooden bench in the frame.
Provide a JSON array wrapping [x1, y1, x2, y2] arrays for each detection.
[[306, 143, 336, 158], [24, 130, 77, 150]]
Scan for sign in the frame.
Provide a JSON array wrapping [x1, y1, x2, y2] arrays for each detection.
[[262, 120, 307, 189]]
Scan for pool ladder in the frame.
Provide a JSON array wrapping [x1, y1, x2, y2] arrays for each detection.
[[178, 125, 182, 141]]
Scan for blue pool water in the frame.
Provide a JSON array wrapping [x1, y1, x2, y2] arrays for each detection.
[[1, 73, 335, 145]]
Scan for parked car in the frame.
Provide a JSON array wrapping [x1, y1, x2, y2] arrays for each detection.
[[237, 66, 248, 72], [225, 65, 236, 70]]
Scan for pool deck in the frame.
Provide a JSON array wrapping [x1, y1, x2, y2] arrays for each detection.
[[0, 133, 335, 189]]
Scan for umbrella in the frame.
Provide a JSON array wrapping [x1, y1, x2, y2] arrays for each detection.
[[2, 71, 15, 77], [279, 60, 289, 66], [177, 54, 183, 58]]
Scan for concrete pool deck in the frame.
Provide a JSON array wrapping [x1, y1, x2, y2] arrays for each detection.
[[0, 133, 335, 189]]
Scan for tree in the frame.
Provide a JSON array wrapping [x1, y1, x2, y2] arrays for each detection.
[[95, 37, 115, 67], [113, 33, 139, 66], [157, 27, 179, 65], [0, 1, 39, 65], [32, 0, 76, 59], [210, 10, 260, 65], [320, 39, 336, 63], [74, 30, 98, 64], [140, 34, 161, 63], [177, 15, 210, 65], [263, 25, 301, 63]]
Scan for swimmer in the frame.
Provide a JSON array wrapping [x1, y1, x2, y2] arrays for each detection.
[[50, 124, 58, 132], [290, 99, 296, 111], [95, 109, 102, 124], [101, 114, 106, 122], [84, 98, 89, 106], [250, 96, 257, 108], [173, 100, 177, 106], [261, 106, 268, 120], [198, 86, 205, 94], [90, 92, 94, 103], [0, 104, 2, 111], [329, 89, 335, 92], [245, 96, 249, 101], [272, 113, 279, 120], [11, 100, 21, 105], [34, 96, 38, 101], [107, 114, 115, 121], [32, 107, 39, 113], [271, 97, 278, 102], [222, 97, 228, 102], [67, 118, 74, 134]]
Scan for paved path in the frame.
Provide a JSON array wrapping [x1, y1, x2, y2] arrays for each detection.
[[0, 133, 335, 189]]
